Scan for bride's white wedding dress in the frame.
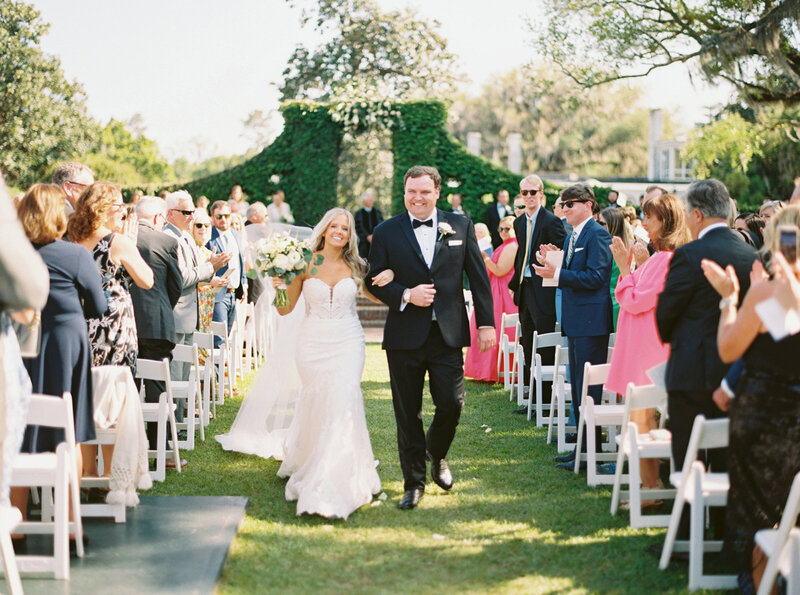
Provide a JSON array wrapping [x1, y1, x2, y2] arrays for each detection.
[[216, 276, 380, 520]]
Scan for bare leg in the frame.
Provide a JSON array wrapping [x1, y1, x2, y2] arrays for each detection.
[[630, 407, 661, 496], [80, 444, 98, 477]]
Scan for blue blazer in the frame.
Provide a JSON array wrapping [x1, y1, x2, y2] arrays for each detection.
[[558, 218, 613, 338], [206, 227, 247, 302]]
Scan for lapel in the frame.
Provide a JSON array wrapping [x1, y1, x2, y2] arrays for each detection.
[[399, 213, 428, 268], [567, 219, 594, 269], [530, 207, 544, 253], [431, 208, 448, 266]]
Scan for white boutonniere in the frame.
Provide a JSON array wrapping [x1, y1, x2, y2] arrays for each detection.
[[437, 221, 455, 239]]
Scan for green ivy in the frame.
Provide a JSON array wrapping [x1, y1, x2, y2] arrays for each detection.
[[125, 100, 612, 223]]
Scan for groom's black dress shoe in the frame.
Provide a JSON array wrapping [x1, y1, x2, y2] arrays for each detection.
[[398, 488, 424, 510], [553, 451, 576, 463], [428, 451, 454, 491]]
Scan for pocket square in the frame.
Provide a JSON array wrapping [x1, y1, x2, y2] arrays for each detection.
[[575, 247, 585, 252], [448, 239, 463, 246]]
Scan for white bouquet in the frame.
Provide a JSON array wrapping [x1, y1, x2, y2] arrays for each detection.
[[252, 232, 313, 307]]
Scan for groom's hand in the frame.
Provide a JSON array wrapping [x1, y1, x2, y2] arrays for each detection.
[[408, 284, 436, 307], [477, 327, 496, 353]]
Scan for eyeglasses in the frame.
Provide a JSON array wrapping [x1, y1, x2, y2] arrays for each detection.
[[520, 189, 540, 196], [215, 213, 231, 220], [171, 208, 195, 217], [562, 199, 590, 209], [513, 205, 525, 211], [598, 219, 608, 227], [68, 180, 88, 190], [194, 223, 210, 229], [498, 226, 512, 232]]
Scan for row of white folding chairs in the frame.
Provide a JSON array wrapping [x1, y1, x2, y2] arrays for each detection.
[[496, 313, 520, 391]]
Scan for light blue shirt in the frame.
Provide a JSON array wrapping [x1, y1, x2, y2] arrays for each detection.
[[522, 207, 541, 278]]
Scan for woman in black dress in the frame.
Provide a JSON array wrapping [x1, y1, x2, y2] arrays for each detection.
[[12, 184, 107, 519], [702, 205, 800, 591]]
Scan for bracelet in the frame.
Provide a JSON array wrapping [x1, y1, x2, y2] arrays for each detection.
[[719, 295, 737, 310]]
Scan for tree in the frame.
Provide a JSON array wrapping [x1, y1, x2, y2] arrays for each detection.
[[242, 109, 279, 151], [450, 67, 659, 178], [537, 0, 800, 105], [0, 0, 97, 186], [280, 0, 464, 101]]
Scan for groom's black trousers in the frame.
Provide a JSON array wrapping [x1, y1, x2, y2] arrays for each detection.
[[386, 322, 465, 492]]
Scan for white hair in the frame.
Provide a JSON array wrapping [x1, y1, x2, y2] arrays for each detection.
[[246, 202, 267, 220], [52, 161, 94, 186], [165, 189, 193, 210], [136, 196, 167, 220]]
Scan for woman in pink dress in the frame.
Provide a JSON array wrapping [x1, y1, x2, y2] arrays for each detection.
[[606, 193, 690, 495], [465, 216, 518, 381]]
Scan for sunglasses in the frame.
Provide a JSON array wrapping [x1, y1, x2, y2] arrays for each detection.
[[215, 213, 231, 219], [498, 226, 512, 232], [520, 189, 540, 196], [195, 223, 210, 229], [513, 205, 525, 210], [562, 199, 590, 209], [171, 208, 195, 217]]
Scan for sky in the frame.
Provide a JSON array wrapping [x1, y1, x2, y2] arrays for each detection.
[[31, 0, 734, 162]]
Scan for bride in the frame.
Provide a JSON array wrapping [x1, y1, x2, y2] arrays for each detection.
[[216, 208, 390, 519]]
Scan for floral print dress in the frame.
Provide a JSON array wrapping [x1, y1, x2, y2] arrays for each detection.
[[87, 233, 138, 369]]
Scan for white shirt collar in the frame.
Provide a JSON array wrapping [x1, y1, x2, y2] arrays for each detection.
[[409, 210, 438, 228], [526, 206, 540, 223], [570, 216, 591, 239], [697, 221, 729, 240]]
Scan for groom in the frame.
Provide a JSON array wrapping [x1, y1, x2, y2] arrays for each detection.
[[367, 165, 495, 510]]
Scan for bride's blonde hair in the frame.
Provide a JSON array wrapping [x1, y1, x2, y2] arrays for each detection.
[[310, 207, 366, 284]]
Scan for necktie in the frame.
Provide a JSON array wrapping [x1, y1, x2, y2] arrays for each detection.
[[519, 217, 533, 286], [566, 230, 578, 266], [413, 219, 433, 229]]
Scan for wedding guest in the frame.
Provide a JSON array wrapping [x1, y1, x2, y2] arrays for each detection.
[[599, 206, 634, 329], [734, 212, 765, 249], [513, 195, 526, 218], [130, 189, 143, 206], [759, 199, 782, 226], [267, 190, 294, 224], [13, 184, 107, 519], [450, 194, 469, 218], [464, 216, 518, 381], [192, 210, 226, 363], [606, 193, 690, 498], [244, 203, 268, 305], [701, 209, 800, 590], [354, 190, 384, 259], [485, 189, 514, 248], [68, 182, 154, 480], [196, 195, 210, 211], [474, 223, 493, 256], [246, 202, 268, 225], [607, 189, 621, 207], [52, 161, 94, 216], [229, 184, 246, 205]]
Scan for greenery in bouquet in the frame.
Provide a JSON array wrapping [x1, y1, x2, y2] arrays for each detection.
[[253, 233, 314, 307]]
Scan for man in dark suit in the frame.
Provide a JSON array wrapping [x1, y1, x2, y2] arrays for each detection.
[[449, 193, 470, 218], [534, 184, 613, 470], [367, 165, 495, 510], [508, 175, 568, 413], [656, 178, 756, 477], [130, 196, 183, 449], [354, 190, 383, 259], [485, 189, 514, 248]]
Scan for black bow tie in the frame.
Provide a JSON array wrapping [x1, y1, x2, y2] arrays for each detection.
[[412, 219, 433, 229]]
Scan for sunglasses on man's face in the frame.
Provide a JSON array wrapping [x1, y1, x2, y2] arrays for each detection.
[[215, 213, 231, 220], [513, 205, 525, 210], [562, 199, 590, 209], [520, 189, 540, 196], [171, 208, 195, 217]]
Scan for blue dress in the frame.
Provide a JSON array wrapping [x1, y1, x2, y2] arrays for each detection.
[[23, 240, 107, 451]]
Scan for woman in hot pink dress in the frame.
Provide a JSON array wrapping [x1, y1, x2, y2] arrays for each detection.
[[465, 216, 518, 382], [606, 193, 690, 493]]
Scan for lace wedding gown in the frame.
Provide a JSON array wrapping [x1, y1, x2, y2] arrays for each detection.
[[217, 277, 380, 519]]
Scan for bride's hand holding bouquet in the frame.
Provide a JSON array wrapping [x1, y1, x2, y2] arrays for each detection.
[[254, 233, 314, 308]]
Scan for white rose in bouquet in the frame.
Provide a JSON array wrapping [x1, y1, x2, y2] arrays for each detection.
[[253, 232, 313, 307], [286, 250, 302, 268], [272, 253, 290, 271]]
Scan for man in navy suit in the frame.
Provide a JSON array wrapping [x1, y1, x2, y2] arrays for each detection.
[[534, 184, 613, 469], [206, 200, 248, 347]]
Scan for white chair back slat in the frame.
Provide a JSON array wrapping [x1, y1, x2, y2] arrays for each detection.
[[756, 471, 800, 595]]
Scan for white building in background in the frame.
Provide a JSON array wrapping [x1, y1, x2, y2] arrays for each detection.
[[648, 109, 694, 182]]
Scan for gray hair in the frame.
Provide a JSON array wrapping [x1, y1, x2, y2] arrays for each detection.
[[521, 174, 543, 190], [165, 190, 193, 210], [136, 196, 167, 220], [685, 179, 731, 220], [52, 161, 94, 186], [246, 202, 267, 220]]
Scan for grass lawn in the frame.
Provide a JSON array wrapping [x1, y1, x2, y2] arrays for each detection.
[[149, 345, 716, 594]]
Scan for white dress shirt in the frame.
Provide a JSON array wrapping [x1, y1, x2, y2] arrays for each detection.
[[697, 221, 729, 240], [554, 216, 591, 286]]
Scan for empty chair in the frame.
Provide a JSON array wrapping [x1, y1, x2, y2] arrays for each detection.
[[171, 343, 205, 449], [135, 358, 181, 482], [496, 313, 519, 390], [210, 320, 234, 403], [756, 471, 800, 595], [546, 345, 574, 452], [527, 331, 566, 424]]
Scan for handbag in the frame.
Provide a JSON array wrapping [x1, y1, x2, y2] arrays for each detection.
[[11, 311, 42, 358]]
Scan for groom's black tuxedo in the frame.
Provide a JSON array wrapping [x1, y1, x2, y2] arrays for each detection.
[[367, 208, 494, 492]]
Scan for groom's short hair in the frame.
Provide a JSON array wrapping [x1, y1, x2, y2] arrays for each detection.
[[404, 165, 441, 189]]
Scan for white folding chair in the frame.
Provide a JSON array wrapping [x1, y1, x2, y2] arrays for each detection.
[[573, 362, 625, 485], [546, 345, 574, 452], [509, 339, 525, 403], [244, 302, 259, 372], [756, 470, 800, 595], [659, 416, 736, 592], [10, 392, 84, 579], [528, 331, 566, 424], [193, 331, 217, 425], [210, 320, 233, 402], [0, 504, 23, 594], [496, 313, 519, 390], [135, 358, 181, 482], [610, 382, 674, 528], [171, 343, 205, 449], [232, 302, 248, 382]]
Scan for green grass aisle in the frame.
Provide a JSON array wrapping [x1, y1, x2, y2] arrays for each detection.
[[149, 345, 708, 594]]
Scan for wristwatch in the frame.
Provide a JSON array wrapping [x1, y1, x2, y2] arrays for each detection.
[[719, 295, 737, 310], [402, 288, 411, 304]]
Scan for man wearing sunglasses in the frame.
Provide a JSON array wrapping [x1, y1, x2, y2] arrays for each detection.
[[164, 191, 230, 396], [508, 175, 568, 414], [207, 200, 248, 348], [533, 184, 613, 471]]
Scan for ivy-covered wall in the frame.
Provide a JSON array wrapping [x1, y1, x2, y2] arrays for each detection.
[[126, 100, 613, 224]]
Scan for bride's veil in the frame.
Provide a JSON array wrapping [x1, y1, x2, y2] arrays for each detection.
[[215, 221, 313, 459]]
